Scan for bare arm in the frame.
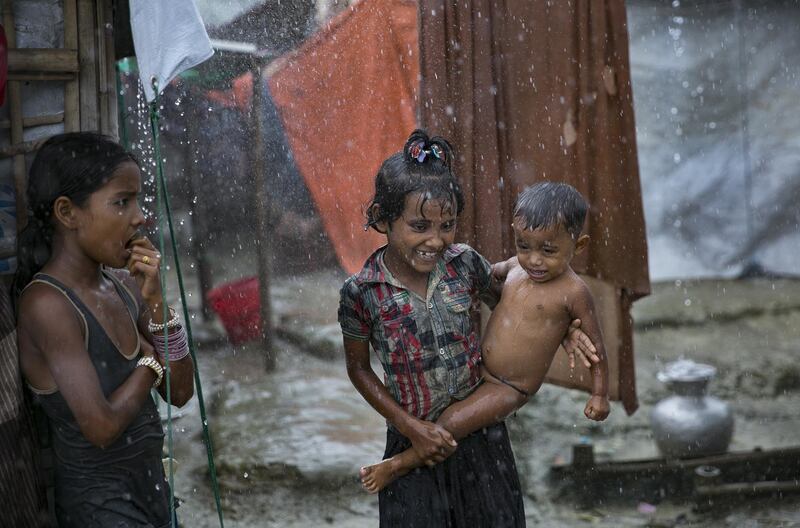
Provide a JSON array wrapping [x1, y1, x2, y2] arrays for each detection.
[[568, 280, 610, 420], [141, 324, 194, 407], [122, 237, 194, 407], [19, 286, 159, 448], [561, 319, 601, 369], [344, 337, 456, 464]]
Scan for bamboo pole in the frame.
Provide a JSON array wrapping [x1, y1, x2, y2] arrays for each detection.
[[95, 0, 109, 135], [2, 0, 28, 231], [7, 49, 79, 72], [77, 0, 98, 131], [184, 101, 213, 321], [0, 112, 64, 129], [64, 0, 80, 131], [0, 138, 48, 159], [8, 72, 75, 81], [102, 0, 118, 138], [696, 479, 800, 498], [251, 65, 275, 370]]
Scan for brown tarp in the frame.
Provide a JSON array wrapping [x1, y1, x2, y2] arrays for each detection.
[[268, 0, 419, 275], [419, 0, 650, 414]]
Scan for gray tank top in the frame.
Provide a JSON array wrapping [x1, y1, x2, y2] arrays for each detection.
[[28, 271, 170, 528]]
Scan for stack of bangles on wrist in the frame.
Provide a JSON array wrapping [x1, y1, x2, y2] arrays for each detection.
[[148, 308, 190, 361]]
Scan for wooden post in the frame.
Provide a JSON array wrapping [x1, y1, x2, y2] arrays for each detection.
[[250, 65, 275, 370], [184, 100, 213, 321], [63, 0, 80, 131], [77, 0, 98, 131], [572, 443, 597, 508], [102, 0, 118, 138], [95, 0, 109, 135]]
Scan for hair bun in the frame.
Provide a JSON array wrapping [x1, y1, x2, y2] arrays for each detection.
[[403, 129, 453, 168]]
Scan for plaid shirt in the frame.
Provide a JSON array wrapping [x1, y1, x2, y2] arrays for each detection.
[[338, 244, 497, 422]]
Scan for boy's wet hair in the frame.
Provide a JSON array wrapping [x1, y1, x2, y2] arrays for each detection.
[[365, 129, 464, 231], [513, 182, 588, 239], [14, 132, 139, 301]]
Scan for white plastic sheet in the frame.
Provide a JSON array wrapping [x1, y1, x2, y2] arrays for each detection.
[[628, 0, 800, 280], [130, 0, 214, 102]]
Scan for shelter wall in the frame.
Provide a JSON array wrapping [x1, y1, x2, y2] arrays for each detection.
[[1, 0, 119, 270]]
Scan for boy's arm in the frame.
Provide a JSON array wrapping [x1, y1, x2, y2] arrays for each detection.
[[343, 337, 457, 464], [568, 281, 610, 421]]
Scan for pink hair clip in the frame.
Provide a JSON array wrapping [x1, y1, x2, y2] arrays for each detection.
[[409, 140, 427, 163]]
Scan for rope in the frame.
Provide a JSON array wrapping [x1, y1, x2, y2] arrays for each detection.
[[148, 84, 225, 528], [148, 97, 175, 526]]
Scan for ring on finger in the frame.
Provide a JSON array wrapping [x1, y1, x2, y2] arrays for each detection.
[[142, 255, 151, 265]]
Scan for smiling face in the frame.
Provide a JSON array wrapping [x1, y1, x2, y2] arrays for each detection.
[[71, 161, 146, 268], [512, 220, 588, 283], [379, 192, 458, 284]]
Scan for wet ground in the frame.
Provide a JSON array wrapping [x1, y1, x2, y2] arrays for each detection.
[[161, 267, 800, 527]]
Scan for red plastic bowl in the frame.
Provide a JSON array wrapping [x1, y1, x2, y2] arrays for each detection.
[[207, 276, 261, 345]]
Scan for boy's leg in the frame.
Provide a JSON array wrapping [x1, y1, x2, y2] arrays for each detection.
[[360, 444, 424, 494], [437, 378, 528, 440], [363, 380, 527, 493]]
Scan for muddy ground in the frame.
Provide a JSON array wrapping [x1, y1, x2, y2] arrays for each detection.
[[160, 266, 800, 528]]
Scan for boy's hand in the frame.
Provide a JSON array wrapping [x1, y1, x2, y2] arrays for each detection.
[[562, 319, 600, 369], [584, 395, 610, 421], [407, 419, 457, 466]]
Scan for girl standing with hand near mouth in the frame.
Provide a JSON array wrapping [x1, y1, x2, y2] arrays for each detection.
[[15, 132, 194, 528], [338, 130, 597, 527]]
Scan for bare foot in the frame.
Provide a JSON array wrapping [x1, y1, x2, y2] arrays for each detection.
[[359, 458, 407, 494]]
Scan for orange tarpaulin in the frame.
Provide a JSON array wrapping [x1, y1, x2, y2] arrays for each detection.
[[268, 0, 419, 275]]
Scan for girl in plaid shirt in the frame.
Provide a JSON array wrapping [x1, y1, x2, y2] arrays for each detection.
[[339, 130, 596, 527]]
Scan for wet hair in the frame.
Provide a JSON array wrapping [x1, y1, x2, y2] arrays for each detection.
[[13, 132, 139, 300], [513, 182, 588, 239], [365, 129, 464, 231]]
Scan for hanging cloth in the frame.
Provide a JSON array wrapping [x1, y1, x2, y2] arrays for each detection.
[[129, 0, 213, 102], [419, 0, 650, 414]]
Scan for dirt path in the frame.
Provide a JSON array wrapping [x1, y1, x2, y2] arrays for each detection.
[[163, 276, 800, 527]]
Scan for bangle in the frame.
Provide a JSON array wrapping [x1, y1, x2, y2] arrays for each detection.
[[152, 326, 190, 362], [148, 308, 180, 334], [136, 356, 164, 387]]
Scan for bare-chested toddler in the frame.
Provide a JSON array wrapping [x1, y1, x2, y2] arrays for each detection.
[[360, 181, 610, 493]]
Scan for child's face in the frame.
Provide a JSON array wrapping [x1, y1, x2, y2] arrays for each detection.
[[512, 220, 587, 283], [381, 192, 457, 280], [72, 162, 146, 268]]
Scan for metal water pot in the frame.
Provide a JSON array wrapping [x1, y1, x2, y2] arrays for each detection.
[[650, 359, 734, 458]]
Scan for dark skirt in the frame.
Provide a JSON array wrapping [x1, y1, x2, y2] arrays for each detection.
[[378, 422, 525, 528]]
